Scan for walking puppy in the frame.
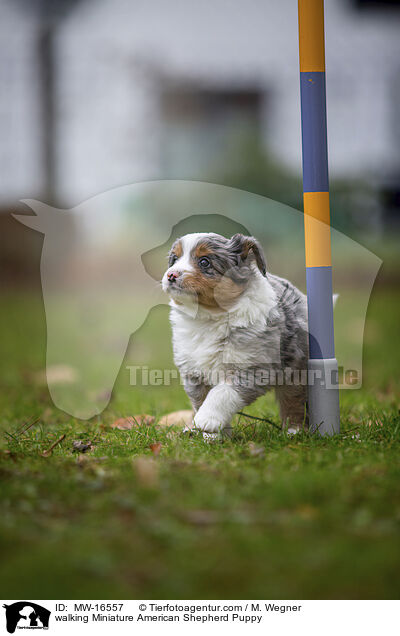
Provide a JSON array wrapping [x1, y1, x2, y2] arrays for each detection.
[[162, 233, 309, 437]]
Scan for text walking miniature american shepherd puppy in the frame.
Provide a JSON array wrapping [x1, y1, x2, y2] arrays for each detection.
[[162, 233, 309, 438]]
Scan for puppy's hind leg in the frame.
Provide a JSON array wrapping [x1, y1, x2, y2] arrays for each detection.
[[275, 383, 308, 434]]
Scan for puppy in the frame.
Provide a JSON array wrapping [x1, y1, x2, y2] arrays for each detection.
[[162, 232, 309, 436]]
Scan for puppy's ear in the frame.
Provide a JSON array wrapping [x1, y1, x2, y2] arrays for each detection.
[[229, 234, 267, 276]]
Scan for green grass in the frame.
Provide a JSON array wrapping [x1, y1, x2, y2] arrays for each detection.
[[0, 282, 399, 600]]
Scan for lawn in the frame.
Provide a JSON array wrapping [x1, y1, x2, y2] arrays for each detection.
[[0, 273, 399, 599]]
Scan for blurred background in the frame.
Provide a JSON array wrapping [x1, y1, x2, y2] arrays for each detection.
[[1, 0, 400, 226]]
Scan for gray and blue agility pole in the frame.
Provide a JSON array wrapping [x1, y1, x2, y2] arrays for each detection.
[[298, 0, 340, 435]]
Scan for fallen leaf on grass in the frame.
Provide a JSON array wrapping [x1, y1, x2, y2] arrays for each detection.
[[132, 457, 159, 488], [95, 389, 112, 403], [76, 454, 108, 466], [149, 442, 162, 456], [184, 510, 219, 526], [248, 442, 265, 458], [2, 450, 17, 461], [296, 504, 318, 520], [158, 410, 193, 428], [76, 453, 89, 466], [35, 364, 79, 385], [111, 414, 155, 430], [72, 440, 93, 453]]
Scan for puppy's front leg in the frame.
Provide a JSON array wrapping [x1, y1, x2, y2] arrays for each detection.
[[183, 378, 210, 413], [193, 383, 245, 436]]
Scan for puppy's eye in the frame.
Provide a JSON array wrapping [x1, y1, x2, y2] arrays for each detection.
[[169, 253, 177, 266], [199, 257, 211, 269]]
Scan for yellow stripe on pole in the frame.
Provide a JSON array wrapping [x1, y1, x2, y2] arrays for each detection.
[[298, 0, 326, 72], [304, 191, 332, 267]]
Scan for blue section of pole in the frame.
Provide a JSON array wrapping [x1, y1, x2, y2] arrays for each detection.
[[306, 265, 335, 359], [300, 72, 329, 193]]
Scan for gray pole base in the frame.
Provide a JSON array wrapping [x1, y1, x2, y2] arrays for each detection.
[[308, 358, 340, 436]]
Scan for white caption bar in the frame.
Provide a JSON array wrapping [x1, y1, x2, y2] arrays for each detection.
[[1, 600, 398, 636]]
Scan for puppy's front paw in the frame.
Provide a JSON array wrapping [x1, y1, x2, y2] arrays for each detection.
[[194, 412, 224, 434], [202, 431, 220, 443], [202, 427, 232, 443]]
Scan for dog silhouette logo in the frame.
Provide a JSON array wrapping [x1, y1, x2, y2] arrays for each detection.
[[14, 182, 381, 418], [3, 602, 50, 633]]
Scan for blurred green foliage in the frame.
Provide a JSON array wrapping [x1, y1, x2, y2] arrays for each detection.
[[217, 131, 382, 237]]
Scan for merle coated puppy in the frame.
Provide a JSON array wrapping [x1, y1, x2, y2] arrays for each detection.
[[162, 232, 308, 437]]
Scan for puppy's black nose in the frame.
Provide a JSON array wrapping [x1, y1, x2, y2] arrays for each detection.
[[168, 271, 179, 283]]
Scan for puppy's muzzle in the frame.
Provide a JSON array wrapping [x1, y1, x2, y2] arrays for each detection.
[[167, 271, 180, 283]]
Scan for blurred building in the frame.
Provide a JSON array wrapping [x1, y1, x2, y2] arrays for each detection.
[[0, 0, 399, 229]]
